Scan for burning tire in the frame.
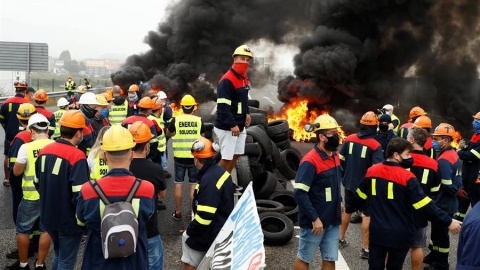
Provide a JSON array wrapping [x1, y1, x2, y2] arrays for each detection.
[[244, 142, 262, 158], [247, 126, 272, 161], [248, 99, 260, 108], [253, 171, 277, 199], [250, 113, 268, 128], [259, 212, 294, 246], [269, 190, 298, 223], [256, 200, 285, 214], [235, 155, 253, 189], [267, 120, 289, 138], [275, 139, 291, 151], [278, 149, 302, 179]]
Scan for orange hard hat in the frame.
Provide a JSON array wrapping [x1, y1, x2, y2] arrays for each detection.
[[409, 106, 426, 120], [151, 97, 162, 110], [58, 110, 86, 129], [191, 137, 217, 158], [129, 84, 139, 92], [14, 81, 28, 89], [473, 112, 480, 120], [67, 75, 72, 79], [432, 123, 455, 138], [413, 115, 432, 129], [102, 92, 113, 102], [138, 97, 154, 109], [360, 111, 379, 126], [128, 121, 154, 143], [33, 89, 48, 101]]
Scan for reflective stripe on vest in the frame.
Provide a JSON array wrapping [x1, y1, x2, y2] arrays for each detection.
[[148, 113, 166, 152], [66, 81, 75, 91], [391, 114, 400, 133], [172, 114, 202, 158], [23, 139, 54, 200], [53, 109, 66, 139], [108, 100, 128, 125], [90, 155, 109, 180]]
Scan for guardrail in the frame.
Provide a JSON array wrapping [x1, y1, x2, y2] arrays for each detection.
[[0, 87, 110, 103]]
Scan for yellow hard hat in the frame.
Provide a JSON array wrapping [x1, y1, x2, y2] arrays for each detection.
[[17, 103, 37, 120], [96, 94, 108, 106], [232, 45, 254, 59], [305, 114, 341, 133], [180, 94, 196, 106], [76, 85, 87, 93], [101, 125, 136, 151]]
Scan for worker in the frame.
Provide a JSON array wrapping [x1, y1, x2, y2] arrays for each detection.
[[424, 123, 462, 270], [166, 94, 205, 221], [77, 92, 99, 155], [413, 115, 436, 159], [34, 110, 89, 270], [128, 121, 167, 270], [338, 111, 384, 259], [381, 104, 400, 134], [148, 97, 171, 178], [374, 114, 398, 158], [64, 75, 76, 100], [9, 114, 54, 270], [25, 87, 35, 102], [128, 84, 141, 115], [90, 94, 110, 135], [182, 137, 233, 270], [71, 85, 87, 108], [87, 127, 110, 180], [406, 126, 441, 270], [457, 202, 480, 268], [1, 81, 30, 186], [84, 78, 92, 89], [293, 115, 343, 270], [214, 45, 253, 173], [101, 92, 113, 112], [355, 138, 461, 270], [109, 85, 130, 126], [455, 112, 480, 221], [52, 97, 70, 140], [157, 91, 173, 176], [33, 89, 55, 137], [76, 125, 155, 269], [122, 97, 160, 160], [398, 106, 427, 139]]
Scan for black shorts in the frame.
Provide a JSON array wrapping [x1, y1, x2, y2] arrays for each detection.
[[4, 138, 11, 156], [344, 189, 370, 216]]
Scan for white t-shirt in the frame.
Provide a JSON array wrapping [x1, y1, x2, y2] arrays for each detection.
[[16, 144, 29, 172]]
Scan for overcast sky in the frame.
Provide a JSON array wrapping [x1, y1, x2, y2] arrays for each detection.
[[0, 0, 170, 61]]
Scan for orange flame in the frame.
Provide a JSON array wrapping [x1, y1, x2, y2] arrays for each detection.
[[451, 131, 462, 149], [170, 103, 183, 117]]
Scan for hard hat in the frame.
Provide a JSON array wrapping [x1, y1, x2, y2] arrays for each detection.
[[360, 111, 379, 126], [191, 137, 218, 158], [128, 121, 154, 143], [27, 114, 50, 131], [17, 103, 37, 120], [78, 92, 100, 105], [147, 90, 156, 96], [101, 125, 136, 151], [58, 110, 86, 129], [382, 104, 394, 111], [157, 91, 167, 100], [96, 94, 108, 106], [180, 94, 196, 106], [14, 81, 28, 89], [33, 89, 48, 101], [101, 92, 113, 102], [67, 75, 72, 79], [473, 112, 480, 120], [409, 106, 426, 120], [305, 114, 341, 133], [57, 97, 70, 107], [432, 123, 455, 138], [413, 115, 432, 129], [151, 97, 162, 110], [76, 85, 87, 93], [232, 45, 254, 59], [138, 97, 154, 109], [128, 84, 139, 92]]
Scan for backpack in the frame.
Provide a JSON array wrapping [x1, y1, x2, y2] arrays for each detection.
[[89, 178, 141, 259]]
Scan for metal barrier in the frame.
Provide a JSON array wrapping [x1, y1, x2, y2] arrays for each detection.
[[0, 87, 110, 104]]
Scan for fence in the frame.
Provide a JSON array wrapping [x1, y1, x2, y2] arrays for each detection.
[[29, 78, 111, 92]]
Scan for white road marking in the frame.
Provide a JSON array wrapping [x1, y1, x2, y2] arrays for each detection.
[[211, 105, 217, 115], [263, 96, 275, 104], [248, 94, 252, 99]]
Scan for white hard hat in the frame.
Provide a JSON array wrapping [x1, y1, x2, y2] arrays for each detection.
[[382, 104, 394, 111], [27, 114, 50, 131], [78, 92, 100, 105], [57, 97, 69, 107], [157, 91, 167, 100]]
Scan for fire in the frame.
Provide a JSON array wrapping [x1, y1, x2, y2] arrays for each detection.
[[451, 131, 462, 149], [170, 103, 183, 117], [267, 99, 346, 142]]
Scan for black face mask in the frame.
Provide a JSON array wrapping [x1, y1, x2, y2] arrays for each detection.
[[379, 124, 389, 133], [80, 104, 97, 119], [325, 133, 340, 151], [113, 96, 125, 105], [399, 157, 414, 169]]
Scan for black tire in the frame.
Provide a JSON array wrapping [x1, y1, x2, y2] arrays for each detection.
[[250, 113, 267, 127], [244, 142, 262, 157], [205, 130, 213, 140], [289, 146, 302, 158], [245, 135, 254, 143], [256, 200, 285, 214], [275, 139, 292, 151], [235, 155, 253, 189], [259, 212, 294, 246], [204, 122, 214, 131], [270, 131, 289, 143], [254, 124, 266, 131], [214, 151, 222, 164], [247, 126, 272, 161], [278, 149, 302, 179], [271, 141, 281, 169], [248, 99, 260, 108], [267, 120, 289, 137], [249, 106, 267, 115], [253, 171, 277, 199], [268, 190, 298, 223], [250, 163, 265, 178]]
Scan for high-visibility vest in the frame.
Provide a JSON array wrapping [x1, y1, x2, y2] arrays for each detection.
[[148, 111, 166, 152], [90, 155, 109, 180], [23, 139, 54, 200], [391, 114, 400, 134], [53, 109, 66, 139], [65, 81, 75, 91], [108, 100, 128, 126], [172, 114, 202, 158]]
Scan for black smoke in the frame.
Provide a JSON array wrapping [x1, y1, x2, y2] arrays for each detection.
[[110, 66, 146, 94]]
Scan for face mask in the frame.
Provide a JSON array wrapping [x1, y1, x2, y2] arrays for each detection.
[[113, 96, 125, 105], [232, 62, 249, 75], [386, 111, 392, 115], [68, 79, 72, 82], [100, 109, 108, 119], [379, 124, 389, 132], [81, 104, 97, 118], [324, 133, 340, 151], [128, 92, 138, 102], [473, 121, 480, 134], [109, 106, 113, 112], [399, 157, 414, 169], [432, 140, 443, 151]]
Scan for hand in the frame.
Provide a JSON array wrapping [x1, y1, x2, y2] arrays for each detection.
[[231, 126, 240, 136], [458, 139, 466, 149], [388, 123, 394, 130], [311, 218, 324, 236], [245, 114, 251, 127], [448, 219, 462, 234]]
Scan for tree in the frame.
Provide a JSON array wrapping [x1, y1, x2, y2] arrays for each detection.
[[59, 50, 71, 62], [64, 60, 80, 74]]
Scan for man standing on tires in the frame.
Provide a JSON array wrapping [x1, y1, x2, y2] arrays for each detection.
[[214, 45, 253, 173], [293, 115, 343, 270]]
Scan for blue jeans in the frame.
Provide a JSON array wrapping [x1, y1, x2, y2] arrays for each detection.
[[16, 199, 45, 234], [174, 160, 198, 183], [148, 235, 164, 270], [160, 151, 168, 171], [48, 230, 83, 270], [297, 225, 340, 263]]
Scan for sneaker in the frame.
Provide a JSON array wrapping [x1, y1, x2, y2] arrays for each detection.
[[164, 172, 172, 178], [350, 211, 362, 224], [3, 179, 10, 186], [4, 261, 30, 270], [172, 212, 182, 221], [360, 248, 369, 259], [157, 201, 166, 211], [34, 261, 45, 270], [338, 239, 349, 249]]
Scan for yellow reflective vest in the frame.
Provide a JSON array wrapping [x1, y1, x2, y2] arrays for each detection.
[[22, 139, 54, 200], [90, 155, 109, 180], [65, 81, 76, 92], [108, 100, 129, 126], [172, 114, 202, 158], [148, 111, 167, 152], [391, 114, 400, 134], [53, 109, 67, 139]]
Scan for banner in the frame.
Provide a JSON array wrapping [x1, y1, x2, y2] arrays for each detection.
[[198, 183, 266, 270]]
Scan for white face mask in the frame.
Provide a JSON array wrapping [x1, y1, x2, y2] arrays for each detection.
[[68, 79, 72, 82], [128, 92, 138, 102]]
